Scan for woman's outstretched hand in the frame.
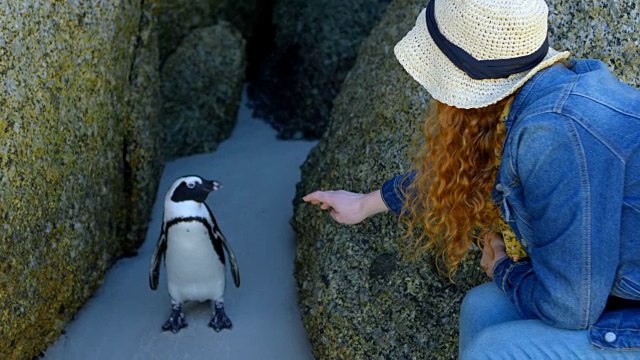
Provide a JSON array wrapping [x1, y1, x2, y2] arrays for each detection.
[[480, 231, 508, 279], [302, 190, 388, 225]]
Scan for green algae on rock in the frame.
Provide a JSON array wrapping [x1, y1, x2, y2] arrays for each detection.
[[123, 2, 164, 255], [292, 0, 639, 358], [0, 0, 162, 358], [160, 22, 246, 158]]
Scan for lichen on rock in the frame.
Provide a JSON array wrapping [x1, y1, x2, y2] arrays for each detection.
[[0, 1, 146, 357], [548, 0, 639, 88], [123, 1, 164, 255]]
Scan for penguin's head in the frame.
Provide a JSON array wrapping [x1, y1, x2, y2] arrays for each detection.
[[167, 175, 221, 204]]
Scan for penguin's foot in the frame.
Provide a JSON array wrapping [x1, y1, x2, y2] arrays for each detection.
[[162, 303, 188, 333], [209, 301, 232, 332]]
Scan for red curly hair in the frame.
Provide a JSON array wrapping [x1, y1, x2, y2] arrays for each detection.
[[402, 95, 515, 277]]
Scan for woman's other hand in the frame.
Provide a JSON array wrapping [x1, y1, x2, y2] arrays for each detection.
[[302, 190, 388, 225], [480, 231, 508, 279]]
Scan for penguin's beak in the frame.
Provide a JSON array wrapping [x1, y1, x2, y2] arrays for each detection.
[[203, 179, 222, 192]]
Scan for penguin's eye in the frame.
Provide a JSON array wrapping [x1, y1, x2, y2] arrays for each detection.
[[187, 182, 195, 189]]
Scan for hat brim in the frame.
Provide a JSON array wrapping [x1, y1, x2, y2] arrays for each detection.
[[394, 8, 570, 109]]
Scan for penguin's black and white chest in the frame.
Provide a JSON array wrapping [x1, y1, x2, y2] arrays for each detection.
[[165, 218, 226, 303]]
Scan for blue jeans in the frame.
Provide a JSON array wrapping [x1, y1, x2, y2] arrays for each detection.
[[459, 283, 640, 359]]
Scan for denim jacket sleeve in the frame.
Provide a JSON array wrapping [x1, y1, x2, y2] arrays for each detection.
[[380, 172, 416, 216], [493, 113, 622, 330], [589, 308, 640, 350]]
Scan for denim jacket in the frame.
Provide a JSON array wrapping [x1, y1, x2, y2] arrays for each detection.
[[381, 60, 640, 350]]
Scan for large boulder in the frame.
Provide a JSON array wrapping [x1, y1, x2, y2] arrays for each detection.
[[249, 0, 392, 139], [0, 1, 162, 357], [292, 0, 639, 358], [154, 0, 264, 159], [160, 22, 246, 158], [292, 1, 484, 357]]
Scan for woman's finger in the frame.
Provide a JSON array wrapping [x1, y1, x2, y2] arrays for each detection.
[[303, 191, 333, 205], [302, 191, 324, 202], [320, 203, 331, 210]]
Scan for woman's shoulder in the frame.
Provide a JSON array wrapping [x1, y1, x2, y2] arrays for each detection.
[[508, 60, 640, 155], [511, 59, 639, 123]]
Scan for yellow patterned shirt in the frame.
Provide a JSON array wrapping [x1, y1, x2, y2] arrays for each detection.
[[493, 105, 528, 262]]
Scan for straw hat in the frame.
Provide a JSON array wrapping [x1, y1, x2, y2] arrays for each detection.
[[394, 0, 570, 109]]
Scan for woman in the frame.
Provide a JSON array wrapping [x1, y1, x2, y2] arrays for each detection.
[[303, 0, 640, 358]]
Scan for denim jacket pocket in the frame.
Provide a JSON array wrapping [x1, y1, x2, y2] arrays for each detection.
[[503, 187, 532, 227], [590, 308, 640, 350], [611, 276, 640, 300], [493, 183, 531, 246]]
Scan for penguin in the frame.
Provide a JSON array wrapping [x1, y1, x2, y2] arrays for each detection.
[[149, 175, 240, 333]]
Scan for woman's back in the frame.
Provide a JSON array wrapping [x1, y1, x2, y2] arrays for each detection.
[[501, 59, 640, 310]]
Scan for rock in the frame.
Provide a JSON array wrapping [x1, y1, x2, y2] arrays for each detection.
[[160, 22, 246, 158], [548, 0, 639, 88], [123, 3, 164, 255], [155, 0, 264, 63], [155, 0, 223, 64], [292, 0, 639, 358], [248, 0, 392, 139], [0, 1, 162, 358], [154, 0, 267, 159]]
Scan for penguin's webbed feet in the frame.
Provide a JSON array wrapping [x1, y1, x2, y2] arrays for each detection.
[[162, 303, 188, 333], [209, 301, 232, 332]]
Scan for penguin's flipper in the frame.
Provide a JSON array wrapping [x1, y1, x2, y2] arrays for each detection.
[[214, 227, 241, 288], [149, 227, 167, 290], [204, 203, 240, 287]]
